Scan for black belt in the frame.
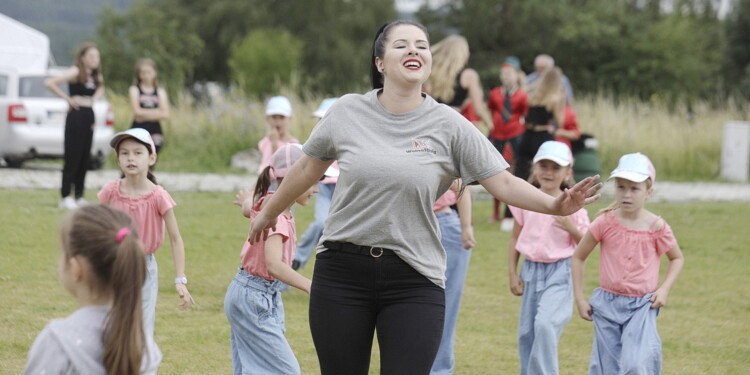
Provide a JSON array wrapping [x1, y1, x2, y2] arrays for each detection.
[[322, 241, 398, 258]]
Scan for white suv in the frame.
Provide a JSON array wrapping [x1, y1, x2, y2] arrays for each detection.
[[0, 66, 114, 169]]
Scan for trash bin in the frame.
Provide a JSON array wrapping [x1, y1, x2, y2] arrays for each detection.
[[571, 134, 601, 183]]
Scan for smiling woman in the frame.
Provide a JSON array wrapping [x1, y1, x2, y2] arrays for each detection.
[[246, 19, 602, 375]]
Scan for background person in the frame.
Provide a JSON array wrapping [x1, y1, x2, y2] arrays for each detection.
[[22, 205, 161, 375], [45, 42, 104, 210], [526, 54, 574, 105], [129, 58, 170, 154], [246, 20, 602, 374], [257, 96, 299, 175]]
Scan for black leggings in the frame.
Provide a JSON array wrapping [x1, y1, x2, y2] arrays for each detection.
[[61, 108, 94, 198], [309, 248, 445, 375], [516, 129, 554, 182]]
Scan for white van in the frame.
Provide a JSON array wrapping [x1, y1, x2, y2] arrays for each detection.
[[0, 66, 114, 169]]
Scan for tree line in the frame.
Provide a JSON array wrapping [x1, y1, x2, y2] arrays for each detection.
[[93, 0, 750, 105]]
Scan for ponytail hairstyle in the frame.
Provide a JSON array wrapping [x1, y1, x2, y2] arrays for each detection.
[[115, 139, 158, 185], [595, 177, 653, 218], [370, 20, 430, 89], [60, 205, 147, 375], [75, 42, 101, 86], [133, 58, 159, 89], [253, 165, 279, 204]]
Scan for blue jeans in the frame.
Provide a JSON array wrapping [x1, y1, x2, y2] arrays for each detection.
[[294, 182, 335, 268], [142, 254, 158, 338], [431, 211, 472, 375], [224, 268, 300, 375], [518, 258, 573, 375], [588, 288, 661, 375], [310, 247, 445, 375]]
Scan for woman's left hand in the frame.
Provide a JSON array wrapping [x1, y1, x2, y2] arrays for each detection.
[[553, 175, 602, 215]]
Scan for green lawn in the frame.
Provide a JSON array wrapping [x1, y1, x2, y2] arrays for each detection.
[[1, 189, 749, 374]]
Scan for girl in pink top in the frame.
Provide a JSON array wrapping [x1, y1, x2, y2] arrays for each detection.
[[508, 141, 590, 375], [98, 128, 194, 338], [572, 153, 684, 375], [225, 143, 319, 375], [257, 96, 300, 174]]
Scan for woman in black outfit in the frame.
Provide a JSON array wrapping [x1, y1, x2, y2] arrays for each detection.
[[516, 67, 566, 182], [45, 43, 104, 210], [129, 58, 170, 154]]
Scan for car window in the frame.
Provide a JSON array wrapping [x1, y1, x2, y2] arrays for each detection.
[[19, 76, 68, 98], [0, 75, 7, 96]]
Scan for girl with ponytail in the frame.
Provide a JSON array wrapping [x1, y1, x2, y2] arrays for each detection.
[[98, 128, 195, 339], [23, 204, 161, 374]]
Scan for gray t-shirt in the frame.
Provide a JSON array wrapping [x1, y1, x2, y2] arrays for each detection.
[[303, 89, 508, 287], [23, 305, 161, 375]]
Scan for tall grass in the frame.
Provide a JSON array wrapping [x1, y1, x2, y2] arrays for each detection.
[[108, 90, 750, 180]]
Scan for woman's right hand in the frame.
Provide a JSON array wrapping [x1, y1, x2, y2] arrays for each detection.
[[67, 97, 80, 111], [248, 211, 277, 244], [576, 298, 593, 321]]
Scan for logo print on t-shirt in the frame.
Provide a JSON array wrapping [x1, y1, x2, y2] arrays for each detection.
[[406, 138, 437, 154]]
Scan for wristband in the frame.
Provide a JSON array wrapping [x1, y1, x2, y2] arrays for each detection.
[[174, 276, 188, 285]]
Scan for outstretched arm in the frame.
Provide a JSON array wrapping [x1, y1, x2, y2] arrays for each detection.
[[478, 170, 601, 216], [248, 155, 332, 243]]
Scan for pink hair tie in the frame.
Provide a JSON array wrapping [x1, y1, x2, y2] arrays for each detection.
[[115, 228, 131, 244]]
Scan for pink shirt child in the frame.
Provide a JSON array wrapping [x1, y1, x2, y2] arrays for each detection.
[[588, 211, 678, 297], [257, 136, 300, 174], [509, 206, 590, 263], [241, 192, 297, 280], [98, 179, 176, 255], [432, 190, 457, 212]]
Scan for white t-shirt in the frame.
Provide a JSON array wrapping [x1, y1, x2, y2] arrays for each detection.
[[303, 89, 508, 287]]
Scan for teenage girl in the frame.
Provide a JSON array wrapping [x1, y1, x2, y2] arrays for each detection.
[[45, 42, 105, 210], [23, 204, 161, 374], [572, 152, 684, 374], [98, 128, 194, 338], [508, 141, 590, 375], [487, 58, 529, 227], [129, 58, 170, 154], [226, 143, 319, 375]]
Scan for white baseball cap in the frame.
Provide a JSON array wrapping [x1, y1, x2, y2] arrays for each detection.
[[312, 97, 337, 118], [533, 141, 573, 167], [608, 152, 656, 183], [265, 96, 292, 117], [110, 128, 156, 154]]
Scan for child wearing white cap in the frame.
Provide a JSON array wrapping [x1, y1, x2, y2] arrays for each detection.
[[507, 141, 591, 375], [572, 152, 685, 374], [257, 96, 299, 175], [98, 128, 195, 338]]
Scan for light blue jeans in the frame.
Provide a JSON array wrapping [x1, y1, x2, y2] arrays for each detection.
[[294, 182, 335, 269], [224, 268, 300, 375], [518, 257, 573, 375], [588, 288, 661, 375], [431, 210, 472, 375], [142, 254, 158, 338]]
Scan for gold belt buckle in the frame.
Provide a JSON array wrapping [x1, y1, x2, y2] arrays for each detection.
[[370, 246, 384, 258]]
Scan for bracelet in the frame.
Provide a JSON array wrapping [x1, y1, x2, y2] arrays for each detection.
[[174, 276, 188, 285]]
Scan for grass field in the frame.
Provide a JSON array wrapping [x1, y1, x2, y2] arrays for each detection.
[[1, 188, 749, 374]]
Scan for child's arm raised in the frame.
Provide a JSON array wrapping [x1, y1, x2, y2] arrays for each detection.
[[650, 244, 684, 308], [264, 235, 312, 294], [572, 231, 598, 321], [164, 208, 195, 309], [508, 220, 524, 296]]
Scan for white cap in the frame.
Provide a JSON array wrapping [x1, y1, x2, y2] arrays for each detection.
[[265, 96, 292, 117], [312, 98, 337, 118], [110, 128, 156, 154], [533, 141, 572, 167], [609, 152, 656, 183]]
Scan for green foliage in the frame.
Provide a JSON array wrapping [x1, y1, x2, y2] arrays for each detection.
[[95, 2, 204, 96], [228, 29, 304, 97], [725, 0, 750, 100]]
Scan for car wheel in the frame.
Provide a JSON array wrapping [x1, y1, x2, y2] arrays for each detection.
[[4, 157, 24, 168]]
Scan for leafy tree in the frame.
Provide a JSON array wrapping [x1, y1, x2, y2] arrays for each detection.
[[725, 0, 750, 99], [228, 28, 303, 97], [96, 2, 203, 96]]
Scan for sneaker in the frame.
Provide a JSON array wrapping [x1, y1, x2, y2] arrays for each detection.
[[500, 218, 514, 232], [59, 197, 78, 210], [76, 198, 89, 206]]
